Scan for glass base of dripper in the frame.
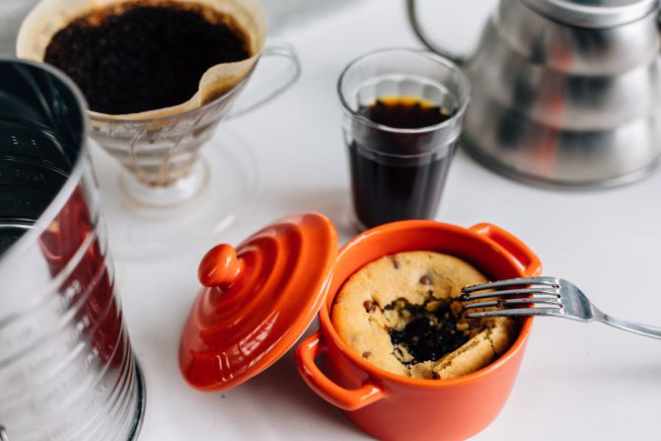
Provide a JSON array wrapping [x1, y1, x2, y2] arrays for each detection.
[[95, 129, 259, 258], [119, 159, 211, 208]]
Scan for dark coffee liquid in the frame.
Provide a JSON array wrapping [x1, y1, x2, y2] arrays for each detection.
[[44, 1, 251, 114], [349, 96, 454, 229]]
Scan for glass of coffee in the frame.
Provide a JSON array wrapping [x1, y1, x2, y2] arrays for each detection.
[[338, 48, 470, 231]]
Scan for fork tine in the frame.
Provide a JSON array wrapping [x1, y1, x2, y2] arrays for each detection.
[[460, 287, 559, 301], [466, 306, 561, 318], [462, 277, 560, 294], [463, 297, 561, 310]]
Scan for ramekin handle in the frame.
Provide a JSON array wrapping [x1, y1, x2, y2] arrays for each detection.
[[469, 223, 542, 277], [296, 331, 385, 411]]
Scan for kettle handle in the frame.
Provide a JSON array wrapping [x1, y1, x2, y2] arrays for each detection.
[[407, 0, 472, 66]]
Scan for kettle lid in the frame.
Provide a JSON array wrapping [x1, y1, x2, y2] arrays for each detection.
[[521, 0, 658, 27]]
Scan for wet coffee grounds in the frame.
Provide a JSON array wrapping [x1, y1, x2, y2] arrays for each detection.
[[44, 1, 251, 114], [388, 299, 469, 364]]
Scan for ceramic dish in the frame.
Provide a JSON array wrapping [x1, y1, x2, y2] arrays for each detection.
[[296, 220, 541, 441], [179, 214, 541, 440]]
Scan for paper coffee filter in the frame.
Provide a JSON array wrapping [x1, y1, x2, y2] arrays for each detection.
[[16, 0, 268, 121]]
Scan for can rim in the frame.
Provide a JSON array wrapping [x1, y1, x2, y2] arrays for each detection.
[[128, 360, 148, 441]]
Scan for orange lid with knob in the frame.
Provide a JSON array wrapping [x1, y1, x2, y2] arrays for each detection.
[[179, 212, 338, 391]]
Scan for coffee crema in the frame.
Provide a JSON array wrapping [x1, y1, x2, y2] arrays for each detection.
[[44, 1, 251, 115], [357, 96, 448, 129]]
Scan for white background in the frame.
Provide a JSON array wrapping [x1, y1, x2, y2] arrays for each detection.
[[6, 0, 661, 439]]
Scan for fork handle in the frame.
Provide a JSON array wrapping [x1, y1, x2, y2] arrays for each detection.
[[594, 308, 661, 340]]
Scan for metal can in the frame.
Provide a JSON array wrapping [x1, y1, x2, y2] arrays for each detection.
[[0, 60, 145, 440]]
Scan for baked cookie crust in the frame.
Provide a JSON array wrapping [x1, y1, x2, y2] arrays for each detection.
[[331, 251, 516, 380]]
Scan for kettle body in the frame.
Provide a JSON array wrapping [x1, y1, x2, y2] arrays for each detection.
[[408, 0, 661, 188]]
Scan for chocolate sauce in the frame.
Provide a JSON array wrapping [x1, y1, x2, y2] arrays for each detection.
[[388, 299, 468, 364], [348, 96, 454, 229], [44, 1, 251, 114]]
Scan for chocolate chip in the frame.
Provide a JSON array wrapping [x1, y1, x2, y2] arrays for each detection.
[[419, 275, 432, 285], [362, 351, 371, 359], [363, 300, 375, 312], [388, 255, 400, 269]]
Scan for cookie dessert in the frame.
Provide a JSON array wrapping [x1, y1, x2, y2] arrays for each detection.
[[331, 251, 516, 380]]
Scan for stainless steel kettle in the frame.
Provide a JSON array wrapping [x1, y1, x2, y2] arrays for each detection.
[[408, 0, 661, 189]]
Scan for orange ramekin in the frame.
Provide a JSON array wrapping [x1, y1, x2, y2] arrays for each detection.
[[296, 220, 541, 441]]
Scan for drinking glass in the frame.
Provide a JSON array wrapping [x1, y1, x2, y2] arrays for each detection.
[[338, 48, 470, 230]]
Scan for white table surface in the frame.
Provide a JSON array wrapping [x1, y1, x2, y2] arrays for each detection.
[[83, 1, 661, 439]]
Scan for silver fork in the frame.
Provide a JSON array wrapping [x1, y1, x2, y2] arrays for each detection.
[[460, 276, 661, 340]]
